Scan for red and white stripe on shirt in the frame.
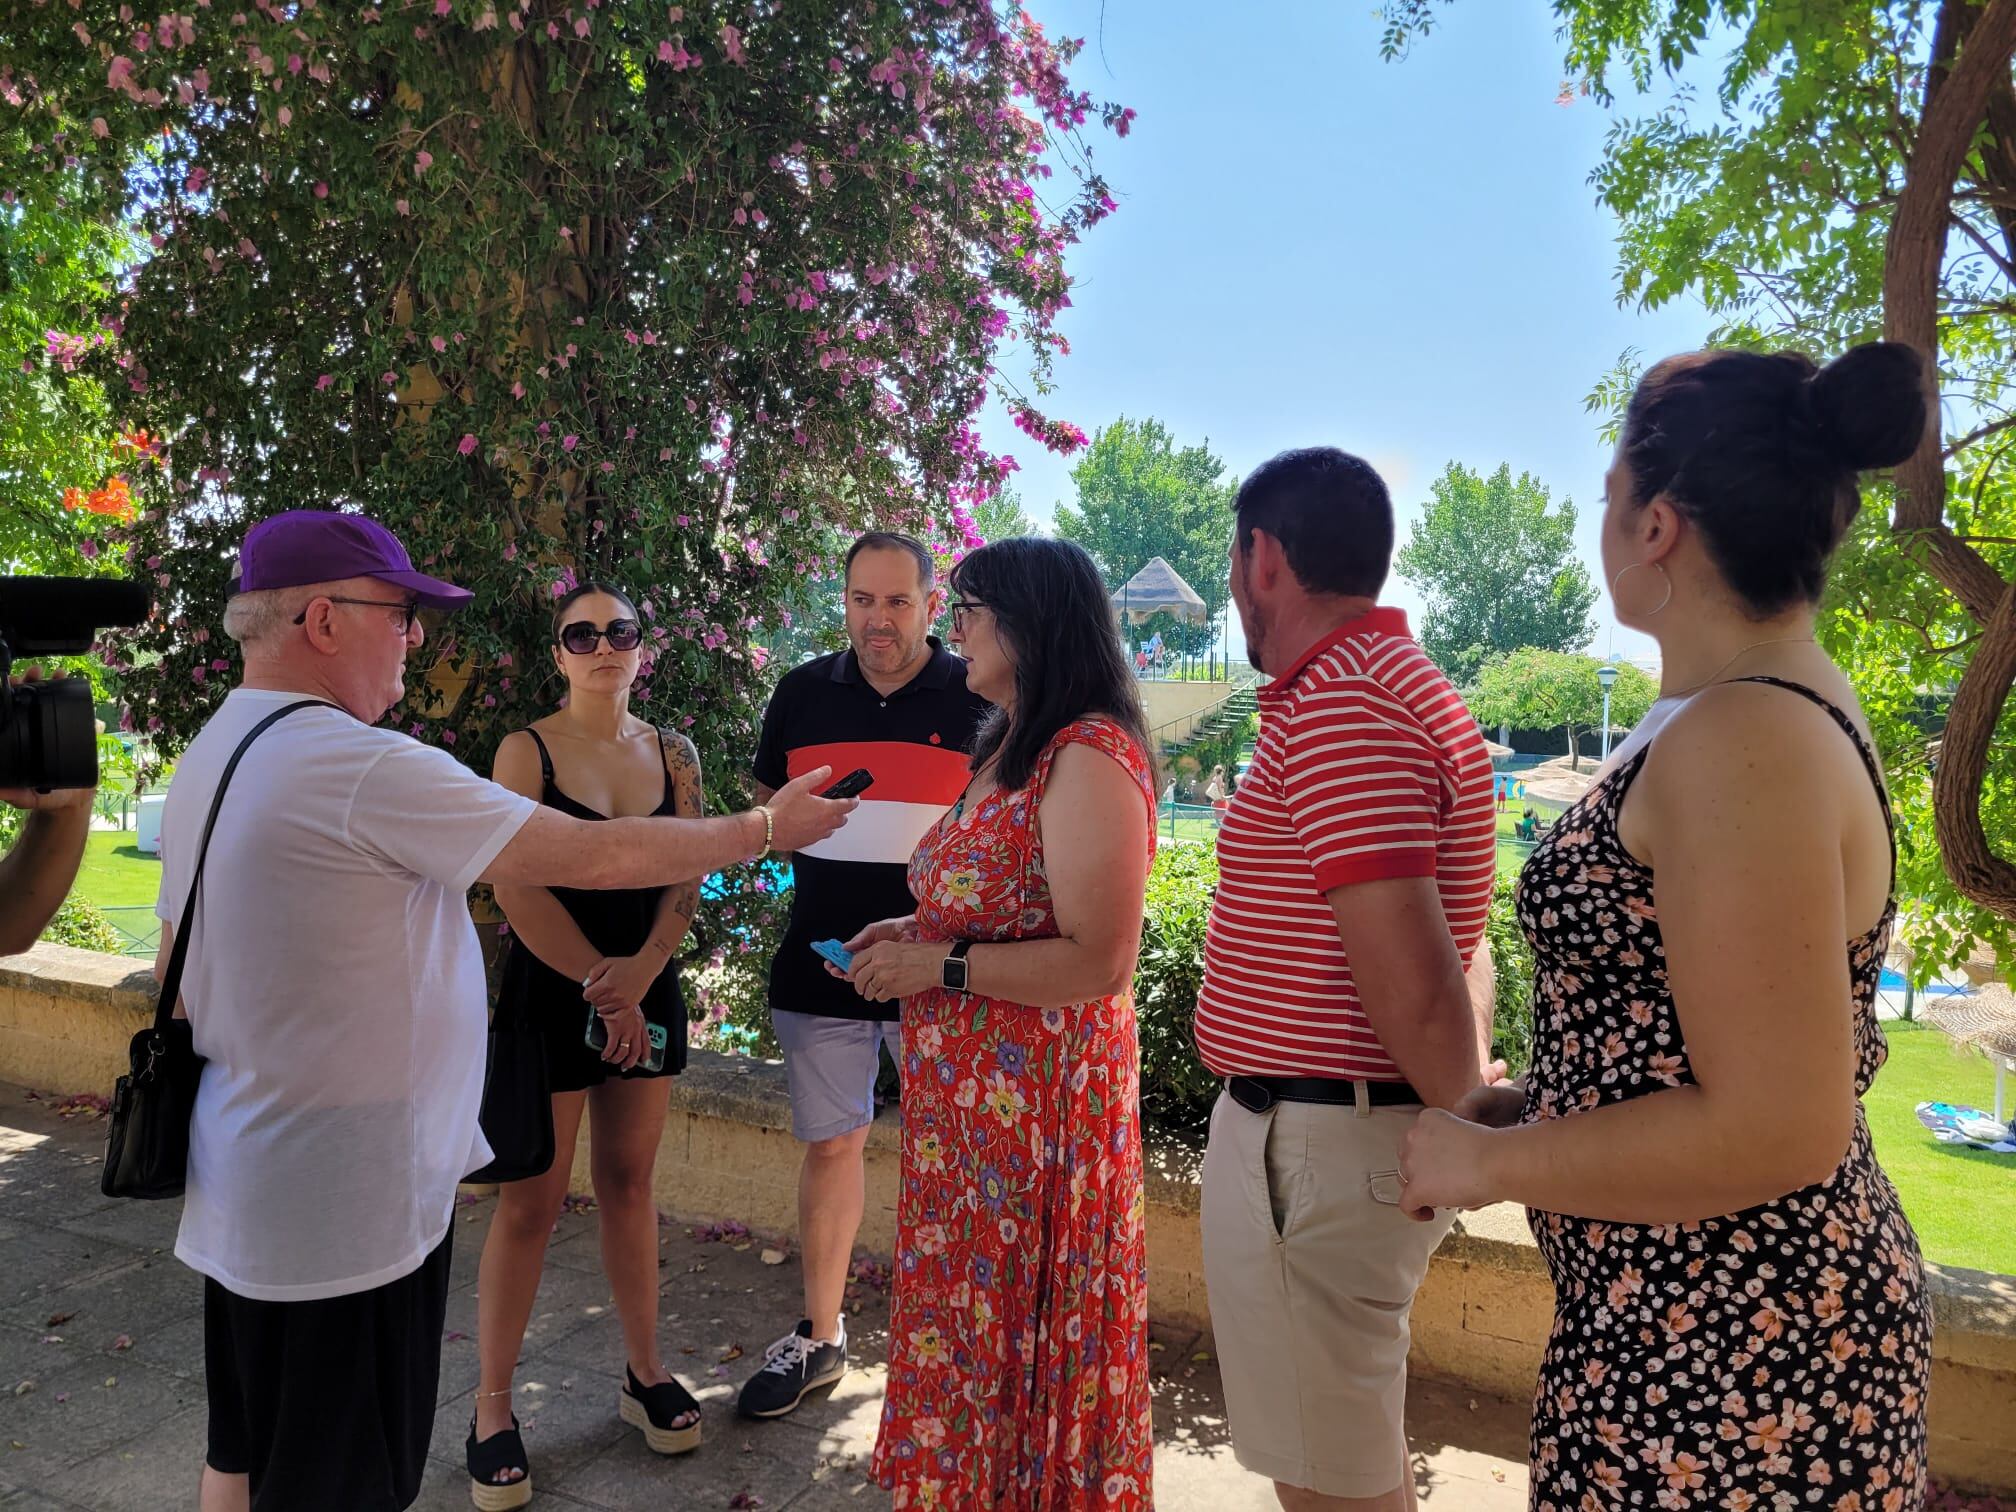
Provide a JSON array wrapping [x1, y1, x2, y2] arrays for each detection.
[[1195, 608, 1497, 1081]]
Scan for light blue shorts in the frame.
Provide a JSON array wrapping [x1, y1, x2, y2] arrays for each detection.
[[772, 1011, 901, 1143]]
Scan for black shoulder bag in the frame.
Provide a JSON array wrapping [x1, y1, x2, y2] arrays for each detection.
[[102, 699, 333, 1200]]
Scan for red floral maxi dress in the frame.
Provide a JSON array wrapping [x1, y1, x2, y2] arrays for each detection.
[[871, 716, 1157, 1512]]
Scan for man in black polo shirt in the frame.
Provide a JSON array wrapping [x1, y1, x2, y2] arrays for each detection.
[[737, 532, 989, 1420]]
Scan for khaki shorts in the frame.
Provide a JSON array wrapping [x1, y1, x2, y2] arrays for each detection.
[[1200, 1087, 1456, 1499]]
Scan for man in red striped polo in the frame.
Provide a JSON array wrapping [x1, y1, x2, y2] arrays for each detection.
[[1198, 448, 1498, 1512]]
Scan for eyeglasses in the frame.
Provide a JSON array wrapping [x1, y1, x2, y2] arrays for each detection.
[[294, 596, 422, 633], [948, 600, 988, 634], [558, 618, 643, 655]]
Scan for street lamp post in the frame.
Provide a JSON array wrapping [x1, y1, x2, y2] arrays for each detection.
[[1596, 661, 1619, 763]]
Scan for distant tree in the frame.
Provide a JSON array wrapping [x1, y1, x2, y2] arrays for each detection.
[[971, 486, 1040, 543], [1395, 462, 1599, 686], [1469, 648, 1656, 772], [1055, 417, 1235, 657]]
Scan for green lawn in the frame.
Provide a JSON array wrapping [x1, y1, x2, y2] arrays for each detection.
[[1866, 1021, 2016, 1276], [76, 830, 163, 909], [72, 830, 164, 954]]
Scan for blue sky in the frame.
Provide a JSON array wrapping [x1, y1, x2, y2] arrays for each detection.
[[976, 1, 1713, 670]]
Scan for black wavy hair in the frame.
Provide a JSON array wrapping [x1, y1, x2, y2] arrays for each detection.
[[949, 536, 1155, 793], [1620, 341, 1928, 615]]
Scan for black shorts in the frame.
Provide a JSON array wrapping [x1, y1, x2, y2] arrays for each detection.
[[204, 1231, 453, 1512]]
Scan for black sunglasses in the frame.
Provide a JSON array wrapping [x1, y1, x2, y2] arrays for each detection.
[[558, 618, 643, 654]]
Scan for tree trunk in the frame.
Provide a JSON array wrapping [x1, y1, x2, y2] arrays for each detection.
[[1566, 723, 1581, 774], [1883, 0, 2016, 921]]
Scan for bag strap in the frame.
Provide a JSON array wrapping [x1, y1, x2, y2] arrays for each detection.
[[153, 700, 336, 1036]]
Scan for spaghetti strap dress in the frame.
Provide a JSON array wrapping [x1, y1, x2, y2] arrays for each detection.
[[494, 725, 688, 1092], [1515, 676, 1931, 1511]]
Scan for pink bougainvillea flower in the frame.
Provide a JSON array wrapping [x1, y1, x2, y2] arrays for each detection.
[[457, 433, 479, 456], [561, 434, 579, 451], [720, 23, 746, 64], [434, 0, 451, 13], [315, 374, 334, 391], [90, 117, 109, 139], [313, 181, 329, 198], [414, 150, 433, 173], [429, 335, 447, 353]]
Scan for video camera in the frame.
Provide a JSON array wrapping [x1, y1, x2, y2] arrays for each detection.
[[0, 577, 151, 790]]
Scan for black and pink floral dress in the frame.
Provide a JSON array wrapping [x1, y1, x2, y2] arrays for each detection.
[[1514, 678, 1931, 1512]]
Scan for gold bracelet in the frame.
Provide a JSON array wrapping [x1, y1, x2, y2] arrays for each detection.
[[752, 805, 774, 859]]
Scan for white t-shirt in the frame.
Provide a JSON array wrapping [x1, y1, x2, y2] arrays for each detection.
[[155, 687, 537, 1301]]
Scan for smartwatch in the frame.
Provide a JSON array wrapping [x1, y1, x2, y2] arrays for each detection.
[[942, 940, 973, 993]]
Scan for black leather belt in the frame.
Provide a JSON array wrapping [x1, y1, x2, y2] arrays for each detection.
[[1225, 1075, 1422, 1113]]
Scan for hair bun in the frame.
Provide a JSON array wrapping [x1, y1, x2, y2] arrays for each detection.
[[1805, 341, 1928, 472]]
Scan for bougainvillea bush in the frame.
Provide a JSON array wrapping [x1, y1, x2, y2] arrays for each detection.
[[6, 0, 1126, 997]]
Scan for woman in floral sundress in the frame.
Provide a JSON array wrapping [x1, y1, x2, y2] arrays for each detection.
[[1400, 342, 1935, 1511], [838, 537, 1159, 1511]]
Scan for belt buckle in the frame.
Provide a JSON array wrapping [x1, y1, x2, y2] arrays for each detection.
[[1226, 1077, 1274, 1114]]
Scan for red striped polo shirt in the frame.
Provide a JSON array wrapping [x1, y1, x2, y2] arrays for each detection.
[[1195, 608, 1496, 1080]]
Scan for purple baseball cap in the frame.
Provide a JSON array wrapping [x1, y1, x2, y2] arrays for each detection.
[[227, 510, 473, 612]]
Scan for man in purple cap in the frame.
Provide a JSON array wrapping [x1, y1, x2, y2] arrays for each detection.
[[153, 510, 854, 1512]]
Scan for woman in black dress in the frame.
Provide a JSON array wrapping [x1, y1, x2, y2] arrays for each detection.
[[469, 582, 705, 1508], [1400, 343, 1934, 1511]]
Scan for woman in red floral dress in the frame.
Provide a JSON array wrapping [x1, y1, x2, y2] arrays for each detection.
[[839, 537, 1159, 1512]]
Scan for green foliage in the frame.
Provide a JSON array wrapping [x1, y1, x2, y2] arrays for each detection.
[[970, 486, 1040, 543], [683, 867, 792, 1061], [1380, 0, 2016, 971], [0, 132, 140, 577], [1132, 840, 1221, 1141], [1485, 869, 1535, 1078], [10, 4, 1125, 786], [41, 892, 124, 955], [1055, 417, 1236, 657], [11, 2, 1128, 1010], [1822, 504, 2016, 974], [1469, 648, 1657, 769], [1394, 462, 1599, 686]]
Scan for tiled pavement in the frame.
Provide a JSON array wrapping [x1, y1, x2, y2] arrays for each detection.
[[0, 1085, 1529, 1510]]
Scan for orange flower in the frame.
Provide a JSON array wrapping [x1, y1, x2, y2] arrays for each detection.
[[60, 476, 136, 521]]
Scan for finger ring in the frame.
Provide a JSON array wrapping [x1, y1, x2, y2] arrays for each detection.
[[617, 1040, 631, 1050]]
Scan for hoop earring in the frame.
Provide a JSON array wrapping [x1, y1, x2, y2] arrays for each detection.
[[1609, 560, 1673, 618]]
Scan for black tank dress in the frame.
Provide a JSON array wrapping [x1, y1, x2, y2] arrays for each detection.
[[496, 725, 688, 1092]]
